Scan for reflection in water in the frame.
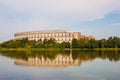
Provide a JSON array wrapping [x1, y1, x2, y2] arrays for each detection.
[[0, 50, 120, 68], [14, 54, 81, 68], [0, 50, 120, 80]]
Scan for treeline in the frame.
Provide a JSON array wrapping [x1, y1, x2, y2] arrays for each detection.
[[0, 36, 120, 49], [72, 36, 120, 49], [0, 38, 70, 49]]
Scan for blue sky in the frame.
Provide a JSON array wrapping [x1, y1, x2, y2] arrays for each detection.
[[0, 0, 120, 42]]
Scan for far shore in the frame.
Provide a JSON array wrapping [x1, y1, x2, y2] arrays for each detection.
[[0, 48, 120, 51]]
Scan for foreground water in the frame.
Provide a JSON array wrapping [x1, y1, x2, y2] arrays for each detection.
[[0, 50, 120, 80]]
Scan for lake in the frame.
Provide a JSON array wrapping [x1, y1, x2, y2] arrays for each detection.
[[0, 50, 120, 80]]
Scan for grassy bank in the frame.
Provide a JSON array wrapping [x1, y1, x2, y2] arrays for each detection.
[[0, 48, 62, 51], [72, 48, 120, 50], [93, 48, 120, 50], [1, 48, 120, 51]]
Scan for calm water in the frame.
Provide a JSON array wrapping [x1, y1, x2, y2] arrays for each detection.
[[0, 50, 120, 80]]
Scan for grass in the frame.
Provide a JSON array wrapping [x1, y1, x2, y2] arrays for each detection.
[[0, 48, 62, 51], [75, 48, 120, 50], [1, 47, 120, 51], [93, 48, 120, 50]]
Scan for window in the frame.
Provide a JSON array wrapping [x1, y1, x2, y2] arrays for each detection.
[[49, 34, 51, 37], [39, 34, 41, 37], [56, 34, 58, 37], [36, 34, 38, 37], [52, 34, 54, 37], [42, 34, 44, 37]]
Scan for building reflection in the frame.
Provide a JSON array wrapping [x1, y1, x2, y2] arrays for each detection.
[[1, 50, 119, 68], [14, 54, 83, 68]]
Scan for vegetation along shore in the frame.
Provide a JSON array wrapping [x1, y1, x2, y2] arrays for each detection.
[[0, 36, 120, 50]]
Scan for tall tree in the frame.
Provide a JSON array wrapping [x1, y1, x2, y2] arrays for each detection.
[[72, 38, 79, 48]]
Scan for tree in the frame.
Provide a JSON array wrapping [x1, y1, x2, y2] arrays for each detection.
[[72, 38, 79, 48], [1, 36, 120, 49], [32, 40, 44, 48], [60, 42, 70, 49], [47, 38, 57, 48], [87, 39, 98, 49], [20, 38, 28, 44], [78, 38, 88, 48], [113, 37, 120, 48], [98, 39, 106, 48]]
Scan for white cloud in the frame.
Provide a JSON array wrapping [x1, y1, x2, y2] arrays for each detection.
[[111, 22, 120, 27], [0, 0, 120, 42], [1, 0, 120, 22]]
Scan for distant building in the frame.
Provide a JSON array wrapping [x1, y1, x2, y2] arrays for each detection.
[[14, 30, 95, 43]]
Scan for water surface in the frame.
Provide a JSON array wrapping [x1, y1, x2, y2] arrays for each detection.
[[0, 50, 120, 80]]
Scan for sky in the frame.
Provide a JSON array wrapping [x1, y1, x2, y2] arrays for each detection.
[[0, 0, 120, 42]]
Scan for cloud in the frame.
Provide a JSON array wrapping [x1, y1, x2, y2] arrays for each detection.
[[0, 0, 120, 42], [111, 22, 120, 27], [1, 0, 120, 22]]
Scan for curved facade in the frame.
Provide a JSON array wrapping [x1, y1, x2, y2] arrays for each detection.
[[14, 30, 94, 43]]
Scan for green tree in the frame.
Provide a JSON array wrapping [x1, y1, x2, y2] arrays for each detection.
[[98, 39, 106, 48], [106, 37, 113, 48], [78, 38, 88, 48], [72, 38, 79, 48], [87, 39, 98, 49], [32, 39, 44, 48], [60, 42, 70, 49], [113, 37, 120, 48]]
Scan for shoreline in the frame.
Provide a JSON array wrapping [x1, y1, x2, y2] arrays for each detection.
[[0, 48, 120, 51]]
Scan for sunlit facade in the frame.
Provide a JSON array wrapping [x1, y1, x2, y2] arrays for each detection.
[[14, 30, 94, 43]]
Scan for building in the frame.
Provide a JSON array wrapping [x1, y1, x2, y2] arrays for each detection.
[[14, 30, 94, 43]]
